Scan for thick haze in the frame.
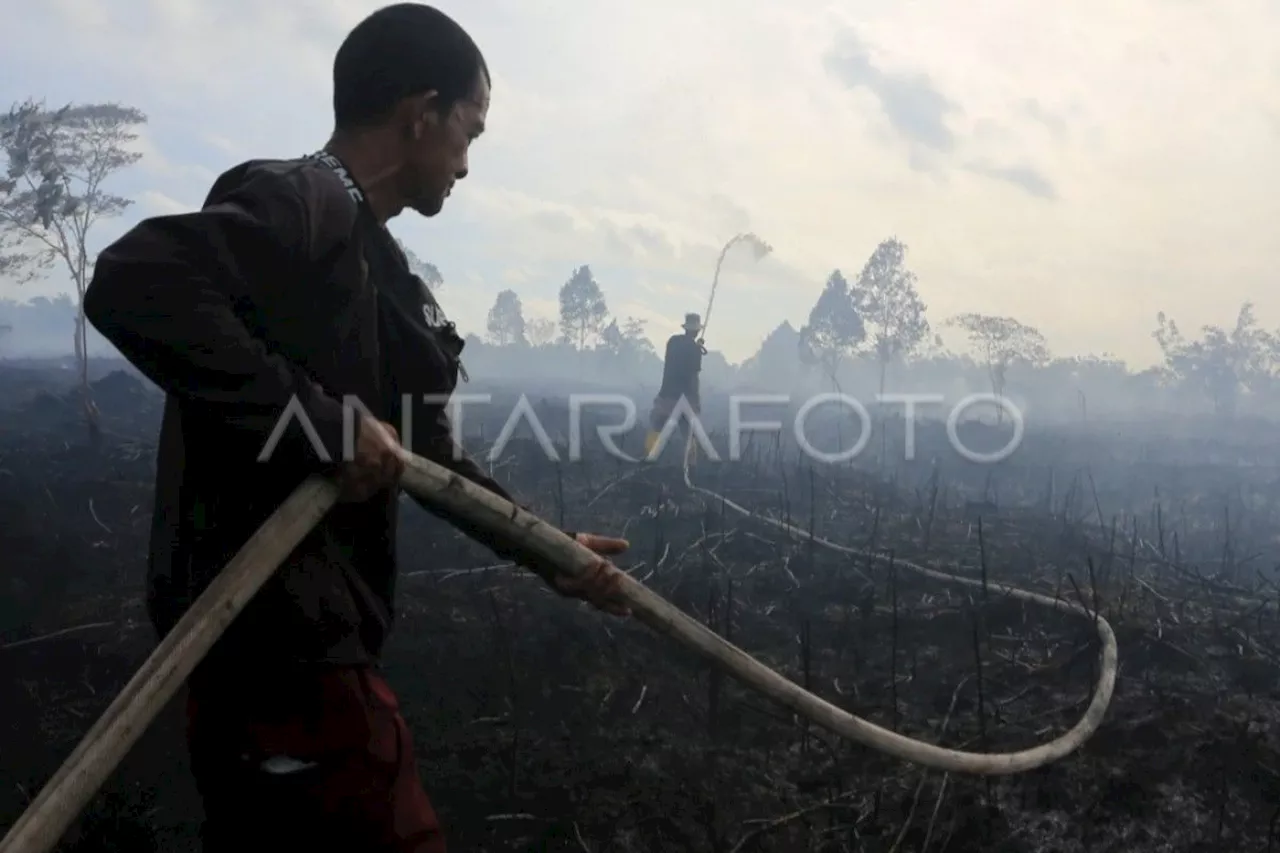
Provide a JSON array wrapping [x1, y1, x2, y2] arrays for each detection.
[[3, 0, 1278, 366]]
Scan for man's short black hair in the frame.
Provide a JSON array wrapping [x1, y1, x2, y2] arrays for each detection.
[[333, 3, 489, 130]]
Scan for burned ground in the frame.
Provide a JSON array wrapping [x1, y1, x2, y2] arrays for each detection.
[[3, 363, 1280, 851]]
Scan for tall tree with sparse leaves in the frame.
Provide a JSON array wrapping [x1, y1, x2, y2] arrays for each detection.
[[852, 237, 929, 395], [798, 269, 864, 387], [949, 313, 1050, 421], [486, 288, 526, 345], [558, 265, 608, 350], [0, 99, 146, 436]]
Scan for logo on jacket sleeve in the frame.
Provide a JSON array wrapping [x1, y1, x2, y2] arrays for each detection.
[[418, 277, 449, 327], [422, 301, 445, 327]]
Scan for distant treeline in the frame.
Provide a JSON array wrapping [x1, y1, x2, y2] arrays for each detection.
[[2, 293, 1278, 423]]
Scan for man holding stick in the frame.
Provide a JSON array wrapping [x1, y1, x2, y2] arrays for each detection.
[[84, 5, 627, 851], [645, 312, 707, 463]]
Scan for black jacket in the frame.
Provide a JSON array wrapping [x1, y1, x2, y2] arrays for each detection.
[[85, 155, 547, 680], [658, 333, 704, 400]]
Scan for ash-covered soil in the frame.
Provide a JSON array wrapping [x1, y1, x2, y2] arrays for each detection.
[[4, 364, 1280, 852]]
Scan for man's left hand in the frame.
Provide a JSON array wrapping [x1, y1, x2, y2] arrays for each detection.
[[548, 533, 631, 617]]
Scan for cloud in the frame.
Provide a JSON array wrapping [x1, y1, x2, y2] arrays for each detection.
[[966, 163, 1057, 199], [1020, 99, 1068, 141], [2, 0, 1279, 367], [824, 30, 958, 153]]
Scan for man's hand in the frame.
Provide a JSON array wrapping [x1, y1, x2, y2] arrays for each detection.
[[549, 533, 631, 617], [338, 414, 406, 502]]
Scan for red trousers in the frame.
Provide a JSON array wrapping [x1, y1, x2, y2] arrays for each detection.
[[186, 666, 445, 852]]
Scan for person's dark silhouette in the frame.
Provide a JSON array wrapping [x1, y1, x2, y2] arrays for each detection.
[[646, 312, 706, 462]]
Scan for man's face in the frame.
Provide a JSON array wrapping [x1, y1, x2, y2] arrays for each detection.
[[402, 72, 489, 217]]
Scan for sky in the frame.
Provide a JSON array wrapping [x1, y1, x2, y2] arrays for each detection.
[[2, 0, 1279, 366]]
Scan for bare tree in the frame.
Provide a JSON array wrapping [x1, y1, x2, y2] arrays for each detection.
[[949, 313, 1050, 421], [0, 99, 146, 435], [852, 237, 929, 395], [486, 289, 526, 345], [798, 269, 864, 388]]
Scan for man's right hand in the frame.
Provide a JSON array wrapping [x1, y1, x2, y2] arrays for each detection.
[[338, 414, 406, 502]]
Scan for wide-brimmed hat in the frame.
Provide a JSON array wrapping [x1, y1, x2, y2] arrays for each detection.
[[682, 312, 702, 331]]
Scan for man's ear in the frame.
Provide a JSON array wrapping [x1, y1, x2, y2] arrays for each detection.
[[418, 90, 442, 125], [406, 91, 442, 139]]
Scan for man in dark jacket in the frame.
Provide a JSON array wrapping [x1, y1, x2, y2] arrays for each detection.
[[84, 5, 627, 851], [645, 312, 706, 461]]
